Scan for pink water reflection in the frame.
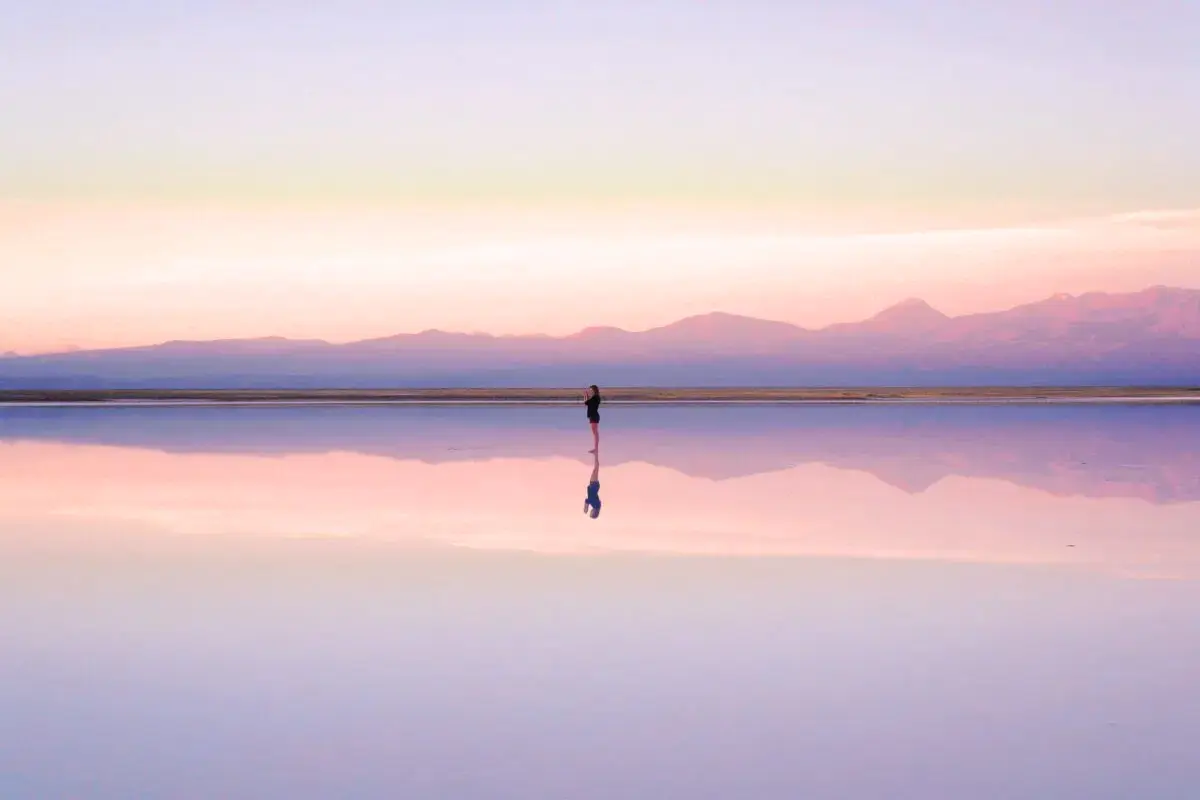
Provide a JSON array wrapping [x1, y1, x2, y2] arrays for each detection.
[[2, 438, 1196, 577], [4, 406, 1200, 799]]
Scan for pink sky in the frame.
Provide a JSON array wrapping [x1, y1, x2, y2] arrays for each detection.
[[3, 202, 1200, 354], [5, 3, 1200, 353]]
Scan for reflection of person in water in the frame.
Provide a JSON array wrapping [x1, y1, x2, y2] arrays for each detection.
[[584, 451, 601, 519]]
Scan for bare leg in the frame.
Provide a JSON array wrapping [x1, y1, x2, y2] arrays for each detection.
[[589, 422, 599, 453]]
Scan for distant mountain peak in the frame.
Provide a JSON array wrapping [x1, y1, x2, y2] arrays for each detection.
[[895, 297, 936, 308], [682, 311, 761, 322], [878, 297, 945, 316], [571, 325, 631, 339], [849, 297, 949, 335], [655, 311, 803, 331], [647, 312, 806, 345]]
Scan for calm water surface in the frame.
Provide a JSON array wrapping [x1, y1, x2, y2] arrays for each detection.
[[2, 404, 1199, 799]]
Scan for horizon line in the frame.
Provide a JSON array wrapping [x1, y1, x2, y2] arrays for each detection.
[[6, 283, 1192, 357]]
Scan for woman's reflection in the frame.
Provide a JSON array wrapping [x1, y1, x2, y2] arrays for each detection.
[[583, 451, 601, 519]]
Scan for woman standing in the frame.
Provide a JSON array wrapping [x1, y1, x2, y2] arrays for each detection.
[[584, 384, 602, 453]]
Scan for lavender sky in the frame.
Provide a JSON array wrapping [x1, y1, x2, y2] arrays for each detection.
[[3, 1, 1199, 352]]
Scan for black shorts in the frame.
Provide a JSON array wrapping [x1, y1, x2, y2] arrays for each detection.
[[588, 414, 600, 424]]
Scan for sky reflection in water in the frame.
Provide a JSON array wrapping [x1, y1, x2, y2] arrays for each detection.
[[2, 404, 1198, 799]]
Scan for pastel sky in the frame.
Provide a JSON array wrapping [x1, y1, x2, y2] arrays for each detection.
[[3, 1, 1199, 352]]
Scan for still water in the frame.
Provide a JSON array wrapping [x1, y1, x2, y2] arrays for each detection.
[[2, 404, 1198, 799]]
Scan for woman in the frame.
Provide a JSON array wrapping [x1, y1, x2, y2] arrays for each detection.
[[584, 384, 601, 453]]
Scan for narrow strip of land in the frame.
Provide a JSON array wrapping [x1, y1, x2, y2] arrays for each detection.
[[1, 387, 1198, 404]]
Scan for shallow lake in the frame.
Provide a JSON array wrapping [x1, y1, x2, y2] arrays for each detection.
[[2, 404, 1198, 799]]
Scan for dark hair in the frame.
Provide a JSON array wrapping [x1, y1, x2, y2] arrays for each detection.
[[589, 384, 600, 396]]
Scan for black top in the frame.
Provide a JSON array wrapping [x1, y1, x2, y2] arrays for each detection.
[[586, 393, 601, 420]]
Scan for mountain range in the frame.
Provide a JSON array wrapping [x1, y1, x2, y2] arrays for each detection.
[[3, 286, 1199, 387]]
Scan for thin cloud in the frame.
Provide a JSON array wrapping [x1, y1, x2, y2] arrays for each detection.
[[1105, 208, 1200, 230]]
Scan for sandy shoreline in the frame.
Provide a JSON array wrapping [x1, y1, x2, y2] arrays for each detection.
[[2, 386, 1198, 406]]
